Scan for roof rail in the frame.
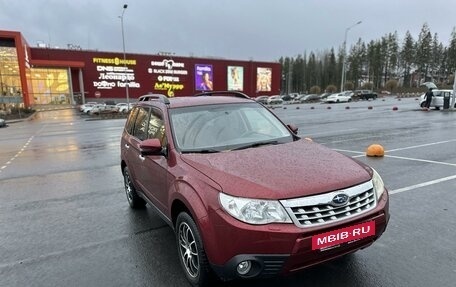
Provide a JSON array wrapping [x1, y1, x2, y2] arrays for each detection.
[[138, 93, 170, 105], [193, 91, 251, 99]]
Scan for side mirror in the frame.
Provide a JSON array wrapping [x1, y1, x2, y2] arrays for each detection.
[[287, 124, 298, 134], [140, 139, 164, 156]]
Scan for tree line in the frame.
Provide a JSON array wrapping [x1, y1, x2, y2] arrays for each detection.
[[279, 23, 456, 94]]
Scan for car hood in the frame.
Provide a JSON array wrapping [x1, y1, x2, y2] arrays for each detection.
[[180, 140, 371, 199]]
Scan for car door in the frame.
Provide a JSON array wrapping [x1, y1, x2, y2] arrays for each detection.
[[124, 106, 151, 193], [433, 90, 443, 107], [135, 107, 171, 215]]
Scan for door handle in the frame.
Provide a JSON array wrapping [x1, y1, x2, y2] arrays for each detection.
[[139, 155, 145, 161], [124, 143, 130, 149]]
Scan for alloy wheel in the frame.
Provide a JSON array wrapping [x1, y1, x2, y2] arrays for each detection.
[[124, 171, 134, 204], [178, 222, 200, 278]]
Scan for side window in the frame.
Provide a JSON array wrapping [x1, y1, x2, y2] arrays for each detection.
[[147, 108, 166, 146], [132, 107, 150, 141], [125, 107, 139, 135]]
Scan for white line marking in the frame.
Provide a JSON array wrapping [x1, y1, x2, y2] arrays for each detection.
[[385, 155, 456, 167], [0, 135, 37, 174], [387, 139, 456, 152], [332, 148, 364, 155], [330, 147, 456, 195], [390, 175, 456, 195]]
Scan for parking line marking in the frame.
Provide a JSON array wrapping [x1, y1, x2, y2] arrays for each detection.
[[384, 155, 456, 167], [331, 147, 456, 195], [386, 139, 456, 152], [332, 148, 364, 155], [0, 135, 36, 175], [390, 174, 456, 195]]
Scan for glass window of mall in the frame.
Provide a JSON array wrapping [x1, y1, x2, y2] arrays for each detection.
[[0, 38, 22, 109], [30, 68, 70, 104]]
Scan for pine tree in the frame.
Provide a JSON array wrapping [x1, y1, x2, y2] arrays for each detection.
[[400, 31, 415, 87], [415, 23, 433, 85]]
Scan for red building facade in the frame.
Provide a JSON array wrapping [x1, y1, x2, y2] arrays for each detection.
[[0, 30, 281, 107]]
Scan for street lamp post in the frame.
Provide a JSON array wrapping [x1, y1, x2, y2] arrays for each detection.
[[340, 21, 362, 92], [119, 4, 129, 106]]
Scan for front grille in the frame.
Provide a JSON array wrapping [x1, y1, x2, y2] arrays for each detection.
[[280, 181, 376, 228]]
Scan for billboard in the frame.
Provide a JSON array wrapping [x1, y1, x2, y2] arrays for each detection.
[[227, 66, 243, 91], [256, 67, 272, 92], [195, 64, 213, 91]]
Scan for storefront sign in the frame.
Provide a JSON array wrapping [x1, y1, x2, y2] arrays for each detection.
[[92, 57, 140, 90], [148, 59, 188, 97]]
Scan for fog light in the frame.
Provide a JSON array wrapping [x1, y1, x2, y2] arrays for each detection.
[[237, 260, 252, 275]]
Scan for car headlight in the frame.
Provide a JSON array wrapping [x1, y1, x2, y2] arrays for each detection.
[[372, 168, 385, 199], [219, 193, 292, 225]]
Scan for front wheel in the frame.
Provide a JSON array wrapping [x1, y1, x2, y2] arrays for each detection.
[[420, 102, 426, 108], [176, 212, 213, 287]]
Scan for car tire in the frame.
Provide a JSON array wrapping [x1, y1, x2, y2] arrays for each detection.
[[420, 102, 426, 108], [348, 99, 352, 102], [176, 212, 213, 287], [123, 167, 146, 209]]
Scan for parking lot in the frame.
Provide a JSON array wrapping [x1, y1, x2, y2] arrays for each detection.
[[0, 96, 455, 287]]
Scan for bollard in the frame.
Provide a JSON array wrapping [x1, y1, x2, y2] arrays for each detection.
[[366, 144, 385, 157]]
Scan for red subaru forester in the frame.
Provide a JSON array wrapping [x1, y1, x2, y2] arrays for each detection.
[[120, 91, 389, 286]]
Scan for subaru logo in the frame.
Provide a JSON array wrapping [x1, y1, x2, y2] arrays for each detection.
[[332, 194, 349, 206]]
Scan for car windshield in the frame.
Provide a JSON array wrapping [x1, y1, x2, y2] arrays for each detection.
[[169, 103, 293, 153]]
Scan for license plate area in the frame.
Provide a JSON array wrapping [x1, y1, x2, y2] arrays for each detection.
[[312, 221, 375, 251]]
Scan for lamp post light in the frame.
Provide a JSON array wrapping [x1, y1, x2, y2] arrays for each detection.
[[119, 4, 129, 106], [340, 20, 362, 92]]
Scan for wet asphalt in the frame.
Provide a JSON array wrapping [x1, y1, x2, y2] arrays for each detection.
[[0, 97, 455, 287]]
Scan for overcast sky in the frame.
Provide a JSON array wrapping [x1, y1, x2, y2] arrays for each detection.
[[1, 0, 456, 62]]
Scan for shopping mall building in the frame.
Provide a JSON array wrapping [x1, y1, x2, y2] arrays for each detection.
[[0, 30, 281, 108]]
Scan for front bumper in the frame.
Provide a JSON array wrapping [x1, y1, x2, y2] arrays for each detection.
[[206, 190, 389, 281]]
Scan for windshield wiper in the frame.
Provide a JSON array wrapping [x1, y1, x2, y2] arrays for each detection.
[[232, 140, 279, 151], [182, 149, 221, 154]]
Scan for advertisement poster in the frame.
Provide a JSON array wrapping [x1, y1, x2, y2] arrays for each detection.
[[195, 64, 214, 91], [227, 66, 244, 91], [256, 67, 272, 92]]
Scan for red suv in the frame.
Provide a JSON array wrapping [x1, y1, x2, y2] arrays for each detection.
[[120, 91, 389, 286]]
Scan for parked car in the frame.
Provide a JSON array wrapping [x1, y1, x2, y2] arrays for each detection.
[[281, 94, 293, 104], [326, 92, 353, 103], [88, 104, 107, 115], [116, 103, 133, 113], [301, 94, 320, 103], [266, 95, 284, 106], [79, 103, 97, 112], [354, 90, 378, 100], [254, 95, 269, 104], [81, 104, 97, 114], [419, 89, 455, 109], [290, 94, 307, 104], [319, 92, 331, 100], [120, 91, 390, 286], [0, 118, 6, 128]]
